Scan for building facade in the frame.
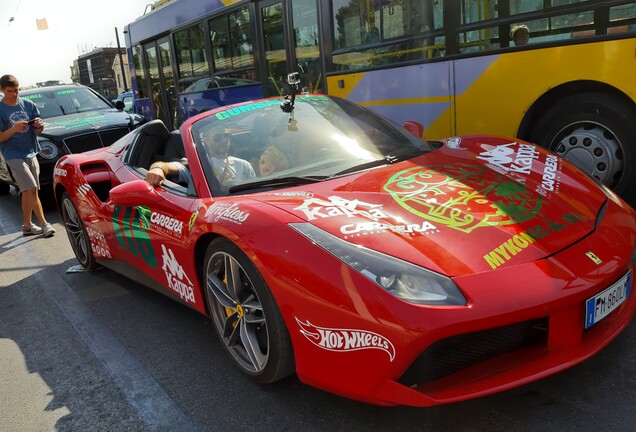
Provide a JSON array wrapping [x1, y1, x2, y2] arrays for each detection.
[[77, 48, 125, 99]]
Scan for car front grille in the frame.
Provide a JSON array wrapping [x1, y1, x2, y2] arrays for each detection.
[[63, 128, 130, 154], [398, 318, 549, 387]]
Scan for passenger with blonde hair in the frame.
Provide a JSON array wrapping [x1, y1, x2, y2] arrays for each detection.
[[259, 145, 289, 176]]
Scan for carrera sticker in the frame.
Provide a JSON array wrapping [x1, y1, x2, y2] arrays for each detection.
[[296, 318, 396, 362], [161, 244, 195, 304], [341, 220, 438, 238], [541, 154, 561, 192], [112, 205, 158, 267], [205, 202, 250, 224], [384, 164, 543, 233], [150, 211, 184, 238]]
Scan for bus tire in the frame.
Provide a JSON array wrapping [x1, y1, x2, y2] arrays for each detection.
[[530, 92, 636, 206]]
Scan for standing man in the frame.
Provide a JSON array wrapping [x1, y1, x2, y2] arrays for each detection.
[[0, 75, 55, 237]]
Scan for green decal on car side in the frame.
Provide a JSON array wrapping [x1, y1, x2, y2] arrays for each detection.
[[384, 164, 543, 233], [112, 205, 157, 268]]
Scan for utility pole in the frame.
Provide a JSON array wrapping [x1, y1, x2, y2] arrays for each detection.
[[114, 27, 129, 92]]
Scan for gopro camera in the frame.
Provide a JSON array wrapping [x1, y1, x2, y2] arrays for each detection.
[[287, 72, 301, 86]]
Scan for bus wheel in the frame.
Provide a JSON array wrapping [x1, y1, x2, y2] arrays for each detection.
[[531, 93, 635, 205]]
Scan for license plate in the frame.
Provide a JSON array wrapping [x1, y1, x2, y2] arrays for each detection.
[[585, 270, 632, 329]]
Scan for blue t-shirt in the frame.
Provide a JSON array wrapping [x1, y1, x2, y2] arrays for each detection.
[[0, 98, 41, 160]]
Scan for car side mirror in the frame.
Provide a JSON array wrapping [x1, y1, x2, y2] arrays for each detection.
[[403, 121, 424, 138], [109, 179, 160, 206], [114, 100, 126, 111]]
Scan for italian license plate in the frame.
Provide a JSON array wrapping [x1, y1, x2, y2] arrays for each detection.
[[585, 270, 632, 329]]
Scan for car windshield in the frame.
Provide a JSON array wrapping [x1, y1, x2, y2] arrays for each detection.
[[21, 87, 112, 118], [192, 95, 433, 196]]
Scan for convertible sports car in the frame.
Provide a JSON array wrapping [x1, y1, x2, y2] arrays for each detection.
[[53, 91, 636, 407]]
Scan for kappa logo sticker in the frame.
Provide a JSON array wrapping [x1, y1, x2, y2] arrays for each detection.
[[476, 142, 540, 175], [296, 318, 396, 362], [161, 244, 195, 303], [294, 196, 387, 221]]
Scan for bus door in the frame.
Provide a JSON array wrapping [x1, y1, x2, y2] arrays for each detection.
[[144, 36, 178, 129], [257, 0, 324, 96]]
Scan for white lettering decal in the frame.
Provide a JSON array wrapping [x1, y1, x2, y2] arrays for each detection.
[[477, 142, 539, 175], [205, 202, 250, 224], [294, 196, 387, 221], [296, 317, 396, 362], [150, 212, 184, 236], [161, 244, 195, 303]]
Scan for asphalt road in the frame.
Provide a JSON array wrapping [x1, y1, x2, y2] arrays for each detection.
[[1, 188, 635, 432]]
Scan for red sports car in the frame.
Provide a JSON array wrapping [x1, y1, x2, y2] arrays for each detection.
[[53, 93, 636, 407]]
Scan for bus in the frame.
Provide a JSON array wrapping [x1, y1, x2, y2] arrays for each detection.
[[124, 0, 636, 205]]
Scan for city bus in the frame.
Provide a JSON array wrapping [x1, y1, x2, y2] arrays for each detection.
[[124, 0, 636, 204]]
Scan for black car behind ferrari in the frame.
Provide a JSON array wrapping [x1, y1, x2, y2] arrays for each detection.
[[0, 83, 146, 196]]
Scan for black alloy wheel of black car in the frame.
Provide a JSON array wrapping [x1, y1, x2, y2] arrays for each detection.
[[61, 192, 98, 270], [203, 238, 295, 384], [531, 92, 636, 207]]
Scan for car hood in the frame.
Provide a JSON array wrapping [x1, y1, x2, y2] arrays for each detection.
[[252, 136, 606, 276], [39, 109, 135, 137]]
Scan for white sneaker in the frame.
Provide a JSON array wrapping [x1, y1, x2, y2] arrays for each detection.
[[22, 223, 43, 236], [42, 223, 56, 238]]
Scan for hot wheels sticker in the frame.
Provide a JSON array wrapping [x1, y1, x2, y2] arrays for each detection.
[[296, 318, 396, 362]]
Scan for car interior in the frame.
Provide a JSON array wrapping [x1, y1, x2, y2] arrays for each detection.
[[125, 120, 195, 196]]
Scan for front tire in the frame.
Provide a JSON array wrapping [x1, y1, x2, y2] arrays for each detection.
[[530, 93, 636, 206], [203, 238, 294, 383], [61, 192, 98, 270]]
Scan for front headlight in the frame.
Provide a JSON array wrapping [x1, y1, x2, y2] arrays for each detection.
[[290, 223, 467, 306], [38, 140, 59, 160]]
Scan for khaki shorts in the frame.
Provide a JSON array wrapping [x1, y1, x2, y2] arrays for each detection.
[[6, 156, 40, 191]]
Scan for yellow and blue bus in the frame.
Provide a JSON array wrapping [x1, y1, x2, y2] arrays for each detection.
[[125, 0, 636, 204]]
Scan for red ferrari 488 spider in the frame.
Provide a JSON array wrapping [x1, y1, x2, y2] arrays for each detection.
[[53, 92, 636, 406]]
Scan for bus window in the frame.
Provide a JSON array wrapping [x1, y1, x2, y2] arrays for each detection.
[[331, 0, 442, 70], [175, 24, 210, 93], [132, 45, 147, 99], [459, 26, 500, 53], [292, 0, 323, 93], [209, 6, 254, 72], [462, 1, 497, 24]]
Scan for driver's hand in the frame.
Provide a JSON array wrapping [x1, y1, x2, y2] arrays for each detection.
[[146, 166, 166, 186]]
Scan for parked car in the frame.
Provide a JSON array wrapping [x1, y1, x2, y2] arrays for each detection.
[[53, 93, 635, 407], [0, 84, 146, 196], [115, 91, 135, 113]]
